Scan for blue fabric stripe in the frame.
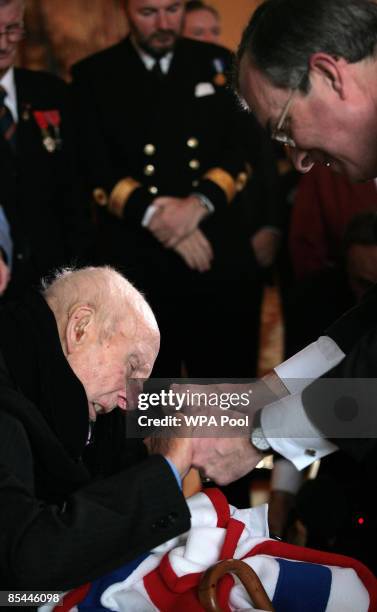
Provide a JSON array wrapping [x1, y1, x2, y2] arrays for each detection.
[[78, 554, 148, 611], [273, 558, 332, 612]]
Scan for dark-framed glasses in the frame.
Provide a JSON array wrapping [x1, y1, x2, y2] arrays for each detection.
[[0, 23, 25, 42]]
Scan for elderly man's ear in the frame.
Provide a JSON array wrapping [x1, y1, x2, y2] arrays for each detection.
[[65, 306, 95, 353]]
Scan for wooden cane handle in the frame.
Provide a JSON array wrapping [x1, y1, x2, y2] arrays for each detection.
[[198, 559, 275, 612]]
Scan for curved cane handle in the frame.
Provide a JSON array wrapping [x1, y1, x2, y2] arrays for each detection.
[[198, 559, 275, 612]]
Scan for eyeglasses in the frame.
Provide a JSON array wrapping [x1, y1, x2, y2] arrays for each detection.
[[271, 86, 298, 148], [271, 67, 312, 149], [0, 24, 25, 43]]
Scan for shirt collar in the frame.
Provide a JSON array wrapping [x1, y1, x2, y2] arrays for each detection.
[[0, 67, 18, 122], [131, 38, 173, 74]]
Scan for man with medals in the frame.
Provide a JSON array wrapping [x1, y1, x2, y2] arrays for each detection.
[[0, 0, 90, 297], [71, 0, 279, 379]]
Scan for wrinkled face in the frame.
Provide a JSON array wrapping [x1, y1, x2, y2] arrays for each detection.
[[0, 0, 23, 78], [125, 0, 184, 57], [183, 8, 220, 44], [68, 315, 160, 422], [238, 54, 377, 182]]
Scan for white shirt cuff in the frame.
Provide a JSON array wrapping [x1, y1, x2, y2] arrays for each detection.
[[261, 392, 338, 470], [270, 459, 303, 494], [141, 204, 158, 227], [274, 335, 345, 394]]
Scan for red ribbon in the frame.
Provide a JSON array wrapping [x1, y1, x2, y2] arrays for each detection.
[[33, 110, 61, 129], [33, 110, 48, 130]]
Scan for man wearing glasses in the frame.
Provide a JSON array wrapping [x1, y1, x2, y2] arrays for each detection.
[[0, 0, 89, 298], [160, 0, 377, 511]]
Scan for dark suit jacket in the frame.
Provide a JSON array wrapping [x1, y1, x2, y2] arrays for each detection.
[[0, 291, 190, 591], [302, 283, 377, 461], [0, 68, 90, 296]]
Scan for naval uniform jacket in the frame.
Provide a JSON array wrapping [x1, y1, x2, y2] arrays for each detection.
[[0, 69, 90, 296], [71, 37, 263, 297], [0, 291, 190, 592]]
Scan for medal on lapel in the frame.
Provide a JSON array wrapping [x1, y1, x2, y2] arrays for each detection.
[[45, 110, 62, 150], [213, 58, 227, 87], [33, 110, 62, 153]]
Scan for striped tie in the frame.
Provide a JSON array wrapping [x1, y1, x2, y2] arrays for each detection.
[[0, 85, 16, 150]]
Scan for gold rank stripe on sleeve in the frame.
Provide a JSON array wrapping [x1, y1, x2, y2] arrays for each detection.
[[108, 178, 142, 218], [203, 167, 237, 204]]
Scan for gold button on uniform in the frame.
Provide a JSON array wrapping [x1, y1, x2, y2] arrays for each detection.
[[189, 159, 200, 170], [144, 164, 155, 176], [187, 137, 199, 149], [149, 186, 159, 195], [144, 144, 156, 156], [93, 187, 108, 206]]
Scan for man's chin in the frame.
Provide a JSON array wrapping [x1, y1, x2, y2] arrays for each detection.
[[141, 38, 177, 58]]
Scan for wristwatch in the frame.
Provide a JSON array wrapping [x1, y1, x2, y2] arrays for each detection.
[[250, 409, 272, 453]]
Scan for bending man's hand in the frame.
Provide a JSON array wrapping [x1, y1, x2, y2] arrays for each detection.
[[174, 229, 213, 272], [190, 410, 263, 485], [148, 195, 207, 247]]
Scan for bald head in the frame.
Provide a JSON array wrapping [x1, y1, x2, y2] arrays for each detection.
[[42, 265, 159, 343], [42, 266, 160, 420]]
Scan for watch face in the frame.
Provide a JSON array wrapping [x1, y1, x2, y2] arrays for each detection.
[[251, 427, 271, 451]]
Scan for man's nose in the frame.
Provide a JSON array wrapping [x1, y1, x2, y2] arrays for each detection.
[[289, 147, 315, 174], [156, 10, 169, 30]]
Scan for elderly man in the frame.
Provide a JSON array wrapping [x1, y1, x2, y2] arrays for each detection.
[[0, 0, 90, 298], [0, 266, 191, 590]]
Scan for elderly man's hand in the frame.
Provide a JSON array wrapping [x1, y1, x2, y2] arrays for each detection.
[[174, 229, 213, 272], [148, 195, 207, 247], [145, 435, 194, 480]]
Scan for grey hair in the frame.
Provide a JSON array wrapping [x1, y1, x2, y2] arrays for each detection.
[[41, 266, 158, 342], [236, 0, 377, 94]]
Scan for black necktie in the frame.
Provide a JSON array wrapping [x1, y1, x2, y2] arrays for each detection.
[[151, 59, 164, 80], [0, 85, 16, 151]]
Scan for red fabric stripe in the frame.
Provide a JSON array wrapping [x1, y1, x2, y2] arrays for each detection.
[[242, 540, 377, 612], [219, 518, 245, 560], [145, 560, 235, 612], [203, 488, 230, 527], [144, 565, 177, 611], [159, 552, 203, 591], [55, 583, 91, 612]]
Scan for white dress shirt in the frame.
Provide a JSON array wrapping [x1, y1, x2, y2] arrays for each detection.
[[263, 336, 345, 470], [0, 67, 18, 123]]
